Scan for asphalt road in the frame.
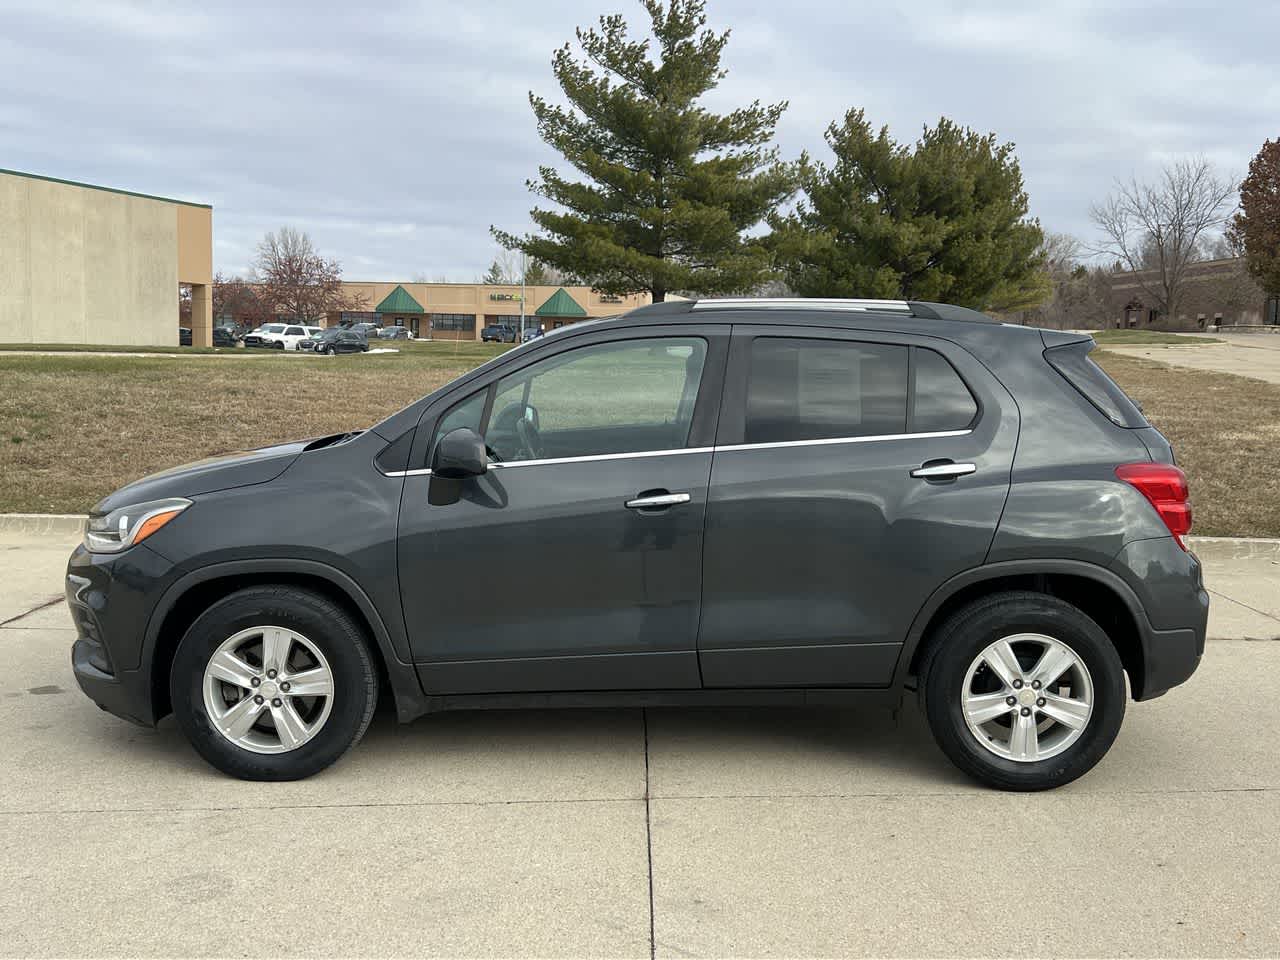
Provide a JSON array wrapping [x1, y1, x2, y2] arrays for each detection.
[[2, 529, 1278, 957], [1104, 331, 1280, 384]]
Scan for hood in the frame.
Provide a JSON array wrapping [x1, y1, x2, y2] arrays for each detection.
[[92, 439, 310, 514]]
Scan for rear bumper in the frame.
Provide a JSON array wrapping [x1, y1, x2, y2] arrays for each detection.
[[1110, 538, 1209, 700]]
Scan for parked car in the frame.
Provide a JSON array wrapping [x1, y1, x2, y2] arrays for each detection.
[[377, 325, 413, 341], [299, 328, 368, 355], [212, 326, 239, 347], [481, 323, 518, 343], [349, 322, 380, 339], [178, 327, 192, 346], [521, 326, 545, 343], [243, 324, 322, 350], [67, 297, 1206, 788]]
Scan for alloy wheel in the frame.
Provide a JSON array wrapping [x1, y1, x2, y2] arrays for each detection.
[[961, 633, 1094, 762], [202, 626, 335, 754]]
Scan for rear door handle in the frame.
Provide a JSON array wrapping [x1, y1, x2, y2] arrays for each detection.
[[910, 461, 977, 480], [625, 492, 691, 510]]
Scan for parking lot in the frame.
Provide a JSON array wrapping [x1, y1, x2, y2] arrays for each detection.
[[2, 526, 1278, 957]]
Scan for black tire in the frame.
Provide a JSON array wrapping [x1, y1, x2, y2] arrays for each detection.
[[170, 586, 378, 781], [918, 590, 1126, 791], [325, 345, 335, 355]]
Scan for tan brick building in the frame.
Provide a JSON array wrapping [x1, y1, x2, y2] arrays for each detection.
[[325, 281, 651, 340], [1104, 258, 1277, 331]]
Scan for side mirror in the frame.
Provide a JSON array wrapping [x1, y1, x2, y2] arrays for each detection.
[[432, 427, 488, 479]]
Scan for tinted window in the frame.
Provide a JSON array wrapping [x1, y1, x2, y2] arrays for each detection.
[[745, 338, 907, 444], [486, 337, 707, 462], [285, 326, 304, 336], [912, 348, 978, 432], [1045, 341, 1148, 428], [433, 389, 488, 450]]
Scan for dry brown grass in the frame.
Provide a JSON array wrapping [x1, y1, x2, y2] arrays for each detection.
[[1096, 351, 1280, 538], [0, 344, 509, 514]]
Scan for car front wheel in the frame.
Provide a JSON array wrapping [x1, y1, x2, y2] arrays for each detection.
[[918, 591, 1126, 791], [170, 586, 378, 781]]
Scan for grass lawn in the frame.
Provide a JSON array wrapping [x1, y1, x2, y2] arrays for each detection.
[[2, 339, 1276, 538], [1090, 329, 1220, 345], [0, 342, 229, 354], [0, 342, 513, 514]]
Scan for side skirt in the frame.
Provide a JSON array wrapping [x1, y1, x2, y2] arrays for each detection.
[[417, 686, 904, 715]]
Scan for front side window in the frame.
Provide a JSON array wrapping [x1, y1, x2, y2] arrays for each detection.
[[485, 337, 707, 462], [745, 338, 908, 444]]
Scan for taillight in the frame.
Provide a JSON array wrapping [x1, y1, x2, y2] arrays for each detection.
[[1115, 462, 1192, 549]]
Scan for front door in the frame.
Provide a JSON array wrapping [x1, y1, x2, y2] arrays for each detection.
[[698, 326, 1018, 688], [398, 326, 728, 694]]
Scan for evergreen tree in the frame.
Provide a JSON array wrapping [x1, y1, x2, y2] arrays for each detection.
[[772, 110, 1048, 312], [1228, 138, 1280, 300], [493, 0, 794, 302]]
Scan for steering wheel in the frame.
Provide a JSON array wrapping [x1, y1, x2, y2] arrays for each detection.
[[515, 413, 544, 460]]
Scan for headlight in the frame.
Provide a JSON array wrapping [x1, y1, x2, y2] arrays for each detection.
[[85, 498, 192, 553]]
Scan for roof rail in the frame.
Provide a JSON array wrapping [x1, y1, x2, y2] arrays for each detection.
[[691, 297, 912, 313]]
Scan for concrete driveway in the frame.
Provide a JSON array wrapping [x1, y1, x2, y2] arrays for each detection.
[[1104, 332, 1280, 384], [2, 529, 1278, 957]]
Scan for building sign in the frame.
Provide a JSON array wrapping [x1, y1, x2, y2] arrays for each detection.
[[489, 293, 523, 301], [599, 295, 624, 304]]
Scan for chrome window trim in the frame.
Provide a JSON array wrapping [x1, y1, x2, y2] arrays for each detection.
[[714, 429, 972, 453], [382, 429, 972, 475], [490, 447, 714, 470]]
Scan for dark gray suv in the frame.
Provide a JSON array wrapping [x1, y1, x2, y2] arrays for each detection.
[[67, 298, 1207, 789]]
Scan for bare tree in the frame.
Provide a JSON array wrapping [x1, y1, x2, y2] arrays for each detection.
[[1090, 157, 1235, 324], [252, 227, 365, 325], [211, 272, 274, 327]]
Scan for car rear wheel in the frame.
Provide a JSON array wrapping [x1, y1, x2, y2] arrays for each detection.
[[170, 586, 378, 781], [918, 591, 1126, 791]]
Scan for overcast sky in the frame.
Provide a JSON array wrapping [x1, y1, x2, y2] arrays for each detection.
[[2, 0, 1276, 281]]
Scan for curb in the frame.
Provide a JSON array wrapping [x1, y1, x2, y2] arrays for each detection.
[[1185, 536, 1280, 561], [0, 514, 88, 535]]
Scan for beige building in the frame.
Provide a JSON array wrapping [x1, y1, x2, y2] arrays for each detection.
[[330, 281, 651, 340], [0, 168, 212, 346]]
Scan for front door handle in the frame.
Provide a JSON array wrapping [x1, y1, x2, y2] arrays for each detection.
[[625, 492, 691, 510], [910, 461, 977, 480]]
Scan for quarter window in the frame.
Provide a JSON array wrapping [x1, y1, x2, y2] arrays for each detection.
[[744, 338, 908, 444], [911, 348, 978, 432]]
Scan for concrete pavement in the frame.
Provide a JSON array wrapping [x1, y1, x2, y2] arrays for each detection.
[[2, 529, 1278, 957], [1104, 331, 1280, 384]]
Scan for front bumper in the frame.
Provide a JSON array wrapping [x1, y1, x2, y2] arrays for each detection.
[[66, 542, 175, 726]]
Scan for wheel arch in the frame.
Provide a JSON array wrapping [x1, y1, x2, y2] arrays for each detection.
[[145, 560, 429, 725], [896, 559, 1149, 698]]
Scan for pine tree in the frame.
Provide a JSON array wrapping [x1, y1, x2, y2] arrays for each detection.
[[772, 111, 1049, 312], [493, 0, 794, 302]]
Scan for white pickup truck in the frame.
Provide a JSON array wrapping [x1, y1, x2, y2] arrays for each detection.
[[242, 323, 322, 350]]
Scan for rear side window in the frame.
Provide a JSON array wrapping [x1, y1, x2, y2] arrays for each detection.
[[745, 338, 908, 443], [911, 348, 978, 432], [1045, 341, 1148, 428]]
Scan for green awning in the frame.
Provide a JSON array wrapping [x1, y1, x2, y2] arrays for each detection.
[[535, 287, 587, 318], [374, 285, 424, 314]]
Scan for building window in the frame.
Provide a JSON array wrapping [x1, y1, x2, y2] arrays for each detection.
[[341, 311, 378, 324], [430, 313, 475, 332]]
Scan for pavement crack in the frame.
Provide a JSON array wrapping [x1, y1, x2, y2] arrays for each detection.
[[1208, 589, 1280, 625], [0, 595, 64, 628], [642, 707, 656, 960]]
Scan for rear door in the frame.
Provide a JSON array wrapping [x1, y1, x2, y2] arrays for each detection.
[[698, 325, 1018, 688]]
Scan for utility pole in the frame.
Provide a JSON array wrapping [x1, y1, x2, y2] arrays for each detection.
[[519, 251, 526, 340]]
